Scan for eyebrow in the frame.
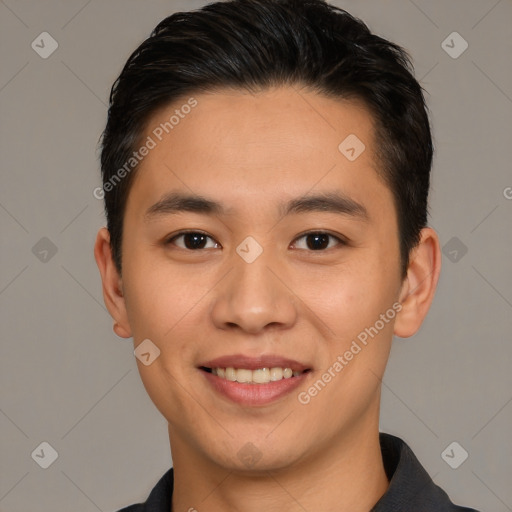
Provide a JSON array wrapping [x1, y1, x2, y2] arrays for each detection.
[[144, 191, 369, 221]]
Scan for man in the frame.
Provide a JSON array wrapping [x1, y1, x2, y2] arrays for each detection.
[[94, 1, 479, 510]]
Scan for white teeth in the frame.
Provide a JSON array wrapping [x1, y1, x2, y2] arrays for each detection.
[[252, 368, 270, 383], [236, 368, 252, 383], [225, 367, 237, 381], [211, 366, 302, 384], [270, 367, 283, 381]]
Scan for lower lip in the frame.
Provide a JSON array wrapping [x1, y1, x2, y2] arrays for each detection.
[[201, 370, 309, 406]]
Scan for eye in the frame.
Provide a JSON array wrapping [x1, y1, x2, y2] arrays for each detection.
[[291, 231, 346, 251], [166, 231, 220, 250]]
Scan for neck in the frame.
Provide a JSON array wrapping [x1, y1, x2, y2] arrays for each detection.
[[168, 415, 389, 512]]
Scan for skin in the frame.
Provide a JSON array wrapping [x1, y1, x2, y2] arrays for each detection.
[[95, 86, 441, 512]]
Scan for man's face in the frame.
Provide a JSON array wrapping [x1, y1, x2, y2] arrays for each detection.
[[117, 86, 405, 470]]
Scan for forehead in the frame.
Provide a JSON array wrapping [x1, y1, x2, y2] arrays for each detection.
[[127, 86, 394, 222]]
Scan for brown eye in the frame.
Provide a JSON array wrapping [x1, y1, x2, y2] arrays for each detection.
[[292, 232, 345, 251], [167, 232, 219, 250]]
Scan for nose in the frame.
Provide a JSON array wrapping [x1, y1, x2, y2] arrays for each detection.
[[210, 247, 298, 334]]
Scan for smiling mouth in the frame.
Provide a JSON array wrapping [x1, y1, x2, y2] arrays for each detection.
[[200, 366, 311, 384]]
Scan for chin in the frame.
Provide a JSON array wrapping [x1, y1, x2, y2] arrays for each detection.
[[205, 440, 307, 474]]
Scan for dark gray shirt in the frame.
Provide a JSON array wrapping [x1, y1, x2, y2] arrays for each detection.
[[117, 433, 480, 512]]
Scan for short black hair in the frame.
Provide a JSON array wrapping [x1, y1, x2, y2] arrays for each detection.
[[99, 0, 433, 278]]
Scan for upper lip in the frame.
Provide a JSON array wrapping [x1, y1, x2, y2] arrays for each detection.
[[199, 354, 311, 372]]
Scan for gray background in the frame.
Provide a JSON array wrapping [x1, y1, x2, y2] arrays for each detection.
[[1, 0, 511, 511]]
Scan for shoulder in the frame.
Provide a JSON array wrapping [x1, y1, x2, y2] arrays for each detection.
[[373, 433, 481, 512], [113, 468, 174, 512]]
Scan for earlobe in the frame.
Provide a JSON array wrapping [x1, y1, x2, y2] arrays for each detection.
[[94, 227, 132, 339], [393, 227, 441, 338]]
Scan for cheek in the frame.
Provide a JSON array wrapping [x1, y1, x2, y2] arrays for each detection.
[[122, 243, 202, 339], [295, 264, 396, 429], [121, 256, 209, 418], [296, 254, 397, 337], [298, 252, 398, 394], [121, 248, 218, 378]]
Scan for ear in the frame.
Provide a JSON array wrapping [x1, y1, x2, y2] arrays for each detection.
[[394, 227, 441, 338], [94, 227, 132, 338]]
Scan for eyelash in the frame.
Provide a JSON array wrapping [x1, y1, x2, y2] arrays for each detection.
[[164, 230, 347, 251]]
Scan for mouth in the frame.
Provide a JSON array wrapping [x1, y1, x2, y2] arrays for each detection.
[[200, 366, 311, 384], [198, 355, 312, 406]]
